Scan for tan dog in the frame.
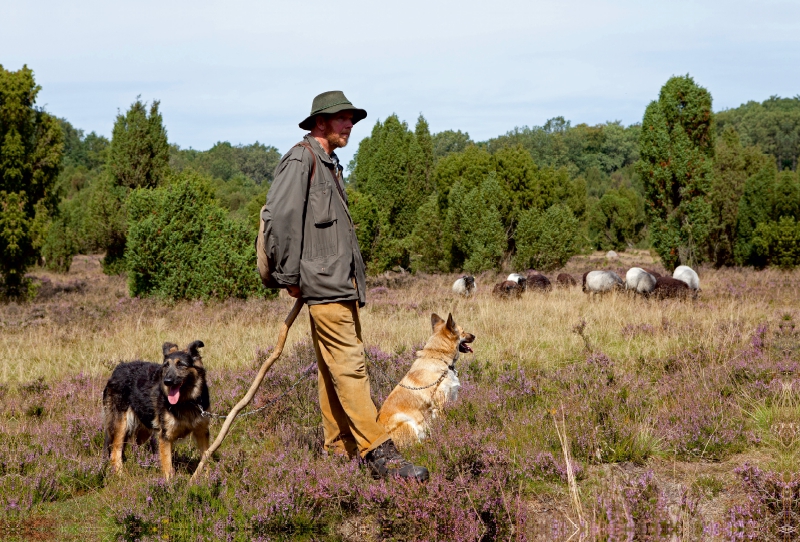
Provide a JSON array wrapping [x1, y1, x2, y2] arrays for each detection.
[[378, 313, 475, 447]]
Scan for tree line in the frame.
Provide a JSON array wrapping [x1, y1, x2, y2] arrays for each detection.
[[1, 64, 799, 300]]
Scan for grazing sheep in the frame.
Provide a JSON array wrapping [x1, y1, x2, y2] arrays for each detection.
[[582, 270, 624, 295], [492, 280, 523, 299], [653, 276, 692, 299], [525, 272, 552, 291], [605, 250, 619, 260], [673, 265, 700, 291], [625, 267, 657, 295], [556, 273, 577, 287], [452, 275, 476, 297]]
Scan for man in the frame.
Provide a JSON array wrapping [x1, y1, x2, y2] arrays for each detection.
[[265, 91, 428, 482]]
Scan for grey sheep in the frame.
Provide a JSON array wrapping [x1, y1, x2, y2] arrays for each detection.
[[625, 267, 657, 295], [582, 270, 624, 295]]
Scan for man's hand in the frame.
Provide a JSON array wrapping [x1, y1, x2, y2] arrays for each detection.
[[286, 285, 301, 299]]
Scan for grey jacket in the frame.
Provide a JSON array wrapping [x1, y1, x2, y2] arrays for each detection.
[[265, 135, 367, 306]]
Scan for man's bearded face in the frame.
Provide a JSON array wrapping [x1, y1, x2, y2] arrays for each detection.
[[321, 111, 354, 150]]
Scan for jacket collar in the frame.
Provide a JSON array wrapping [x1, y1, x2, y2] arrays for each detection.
[[303, 134, 335, 166]]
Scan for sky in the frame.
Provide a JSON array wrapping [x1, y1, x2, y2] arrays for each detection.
[[2, 0, 799, 167]]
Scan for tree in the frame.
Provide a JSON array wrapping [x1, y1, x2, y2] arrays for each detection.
[[88, 98, 169, 273], [636, 75, 715, 269], [716, 96, 800, 172], [445, 175, 507, 273], [588, 187, 645, 251], [706, 127, 772, 266], [432, 129, 472, 161], [407, 193, 449, 273], [108, 97, 169, 189], [773, 169, 800, 219], [734, 164, 777, 265], [0, 65, 63, 296], [514, 204, 580, 271], [170, 141, 280, 185], [347, 114, 436, 271]]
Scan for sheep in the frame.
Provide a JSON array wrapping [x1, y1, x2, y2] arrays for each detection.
[[492, 280, 523, 299], [582, 270, 624, 295], [525, 272, 552, 291], [673, 265, 700, 291], [452, 275, 476, 297], [556, 273, 577, 287], [643, 268, 662, 279], [625, 267, 657, 296], [507, 273, 528, 290], [653, 276, 691, 299]]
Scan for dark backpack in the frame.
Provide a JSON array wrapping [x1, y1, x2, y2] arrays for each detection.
[[255, 141, 317, 288]]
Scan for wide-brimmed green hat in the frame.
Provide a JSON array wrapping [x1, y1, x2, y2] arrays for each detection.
[[299, 91, 367, 130]]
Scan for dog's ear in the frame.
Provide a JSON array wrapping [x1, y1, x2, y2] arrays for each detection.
[[162, 342, 179, 357], [446, 313, 458, 335], [431, 313, 445, 331], [187, 340, 204, 363]]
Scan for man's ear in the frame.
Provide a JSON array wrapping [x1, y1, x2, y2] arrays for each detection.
[[162, 342, 179, 357], [446, 313, 458, 335], [431, 313, 444, 331], [187, 340, 205, 363]]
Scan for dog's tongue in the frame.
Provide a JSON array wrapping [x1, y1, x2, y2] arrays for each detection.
[[168, 386, 180, 405]]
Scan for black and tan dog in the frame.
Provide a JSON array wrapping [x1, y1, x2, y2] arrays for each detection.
[[103, 340, 210, 479]]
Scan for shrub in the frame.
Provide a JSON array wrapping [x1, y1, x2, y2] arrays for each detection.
[[752, 216, 800, 269], [41, 215, 79, 273], [514, 204, 580, 271], [126, 171, 262, 300]]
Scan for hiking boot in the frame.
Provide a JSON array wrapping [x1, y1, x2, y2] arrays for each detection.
[[364, 439, 429, 482]]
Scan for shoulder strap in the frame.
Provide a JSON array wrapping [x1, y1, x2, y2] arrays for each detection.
[[296, 141, 317, 190], [296, 140, 347, 204]]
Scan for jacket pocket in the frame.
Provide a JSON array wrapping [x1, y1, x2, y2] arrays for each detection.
[[308, 181, 337, 259]]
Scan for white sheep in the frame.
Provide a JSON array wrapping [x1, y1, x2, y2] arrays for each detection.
[[673, 265, 700, 291], [452, 275, 476, 297], [625, 267, 657, 295], [582, 270, 624, 295]]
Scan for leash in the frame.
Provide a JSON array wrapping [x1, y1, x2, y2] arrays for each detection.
[[196, 362, 316, 420]]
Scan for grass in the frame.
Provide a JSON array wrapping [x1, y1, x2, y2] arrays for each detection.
[[1, 251, 798, 540]]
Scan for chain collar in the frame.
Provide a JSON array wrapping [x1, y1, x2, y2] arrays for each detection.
[[397, 360, 456, 391]]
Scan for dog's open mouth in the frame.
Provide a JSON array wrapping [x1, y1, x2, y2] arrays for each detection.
[[459, 336, 475, 354], [167, 385, 181, 405]]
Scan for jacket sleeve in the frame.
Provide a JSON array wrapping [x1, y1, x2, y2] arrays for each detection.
[[265, 151, 310, 287]]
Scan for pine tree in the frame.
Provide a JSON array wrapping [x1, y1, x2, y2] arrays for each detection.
[[108, 98, 169, 189], [636, 75, 715, 270], [774, 169, 800, 219], [735, 164, 777, 265], [0, 65, 63, 296], [348, 115, 439, 271], [707, 127, 772, 266], [445, 174, 507, 272], [89, 98, 169, 273]]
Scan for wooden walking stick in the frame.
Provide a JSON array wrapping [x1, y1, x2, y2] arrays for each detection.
[[191, 297, 304, 482]]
